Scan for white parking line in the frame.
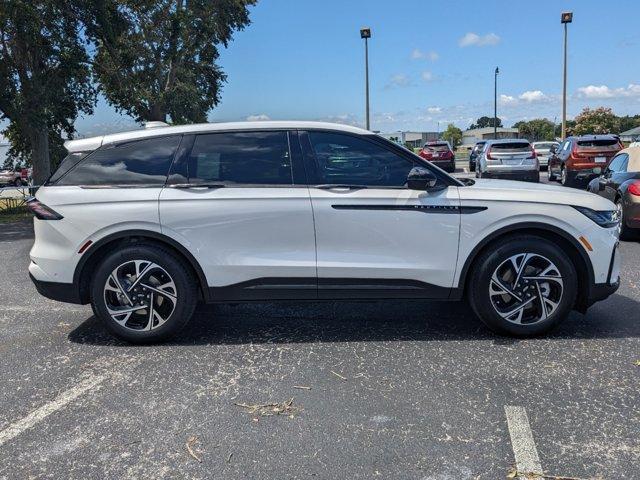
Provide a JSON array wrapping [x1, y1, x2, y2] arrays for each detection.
[[0, 356, 136, 447], [504, 406, 543, 478]]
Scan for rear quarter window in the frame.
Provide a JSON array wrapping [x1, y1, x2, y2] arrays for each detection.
[[56, 136, 181, 186]]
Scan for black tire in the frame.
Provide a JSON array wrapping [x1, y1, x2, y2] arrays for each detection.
[[90, 244, 198, 343], [560, 166, 574, 187], [13, 178, 21, 187], [616, 197, 635, 241], [548, 166, 557, 182], [469, 163, 476, 172], [467, 235, 578, 336]]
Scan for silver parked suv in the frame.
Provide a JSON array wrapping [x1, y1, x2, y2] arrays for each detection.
[[476, 139, 540, 183]]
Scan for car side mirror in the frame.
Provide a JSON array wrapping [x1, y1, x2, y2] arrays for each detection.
[[407, 167, 438, 190]]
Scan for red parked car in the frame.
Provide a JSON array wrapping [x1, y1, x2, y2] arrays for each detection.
[[548, 135, 623, 187], [418, 141, 455, 173]]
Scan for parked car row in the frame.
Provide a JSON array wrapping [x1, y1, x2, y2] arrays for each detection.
[[0, 167, 31, 187]]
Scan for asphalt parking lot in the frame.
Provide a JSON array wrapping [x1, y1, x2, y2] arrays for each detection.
[[0, 171, 639, 479]]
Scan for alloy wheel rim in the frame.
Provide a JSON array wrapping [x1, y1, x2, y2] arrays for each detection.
[[103, 260, 177, 331], [489, 253, 563, 325]]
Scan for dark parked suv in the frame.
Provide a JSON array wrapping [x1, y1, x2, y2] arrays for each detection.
[[548, 135, 623, 188]]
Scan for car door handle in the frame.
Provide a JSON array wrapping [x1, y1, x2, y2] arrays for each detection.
[[315, 184, 368, 190], [168, 183, 226, 189]]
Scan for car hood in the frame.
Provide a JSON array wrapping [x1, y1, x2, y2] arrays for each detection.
[[459, 178, 615, 210]]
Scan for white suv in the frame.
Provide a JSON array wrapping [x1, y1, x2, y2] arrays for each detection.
[[28, 122, 621, 343]]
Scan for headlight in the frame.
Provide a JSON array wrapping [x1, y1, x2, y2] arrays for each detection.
[[573, 206, 620, 228]]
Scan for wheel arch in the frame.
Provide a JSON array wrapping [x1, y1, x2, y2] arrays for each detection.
[[74, 229, 210, 304], [455, 222, 594, 312]]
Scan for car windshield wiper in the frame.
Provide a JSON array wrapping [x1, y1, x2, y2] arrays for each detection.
[[168, 183, 226, 189], [315, 184, 368, 190]]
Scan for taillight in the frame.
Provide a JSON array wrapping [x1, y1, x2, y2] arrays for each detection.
[[629, 181, 640, 197], [571, 144, 586, 159], [527, 147, 537, 159], [26, 197, 63, 220], [486, 147, 495, 160]]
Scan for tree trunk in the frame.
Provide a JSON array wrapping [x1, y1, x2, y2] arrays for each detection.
[[148, 104, 167, 123], [30, 127, 51, 186]]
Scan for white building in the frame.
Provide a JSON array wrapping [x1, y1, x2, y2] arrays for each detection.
[[462, 127, 520, 146]]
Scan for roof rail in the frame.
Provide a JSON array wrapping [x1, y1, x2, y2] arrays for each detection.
[[144, 121, 170, 129]]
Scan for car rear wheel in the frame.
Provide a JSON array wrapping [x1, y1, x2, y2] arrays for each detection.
[[548, 166, 557, 181], [468, 235, 577, 336], [560, 166, 573, 187], [90, 244, 198, 343]]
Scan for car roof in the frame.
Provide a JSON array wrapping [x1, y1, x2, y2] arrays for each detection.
[[569, 134, 619, 141], [483, 138, 530, 146], [532, 140, 558, 144], [619, 146, 640, 172], [64, 121, 371, 153]]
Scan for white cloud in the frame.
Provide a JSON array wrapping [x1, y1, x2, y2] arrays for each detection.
[[245, 114, 271, 121], [318, 113, 360, 127], [576, 84, 640, 99], [519, 90, 547, 102], [386, 74, 411, 88], [427, 106, 442, 114], [458, 32, 500, 47], [411, 49, 439, 61], [421, 71, 433, 82], [499, 94, 517, 106]]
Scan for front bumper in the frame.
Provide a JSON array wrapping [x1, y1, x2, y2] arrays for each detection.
[[582, 239, 620, 309]]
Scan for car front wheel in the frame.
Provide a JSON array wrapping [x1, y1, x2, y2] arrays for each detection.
[[468, 235, 577, 336], [90, 244, 198, 343]]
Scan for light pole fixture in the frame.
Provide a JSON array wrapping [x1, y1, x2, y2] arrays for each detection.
[[360, 27, 371, 130], [561, 11, 573, 140], [494, 67, 499, 139]]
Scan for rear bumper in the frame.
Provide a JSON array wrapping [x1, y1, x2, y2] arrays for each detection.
[[431, 160, 455, 171], [29, 273, 83, 305]]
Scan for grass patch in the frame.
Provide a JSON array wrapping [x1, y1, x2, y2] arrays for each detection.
[[0, 198, 31, 223]]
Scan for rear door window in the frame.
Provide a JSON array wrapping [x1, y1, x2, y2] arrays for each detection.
[[56, 136, 181, 186], [184, 131, 293, 185]]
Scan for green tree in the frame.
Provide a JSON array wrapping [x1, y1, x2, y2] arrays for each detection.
[[0, 0, 95, 184], [512, 118, 556, 142], [441, 124, 463, 147], [85, 0, 256, 124], [469, 116, 502, 129], [618, 115, 640, 133], [571, 107, 620, 136]]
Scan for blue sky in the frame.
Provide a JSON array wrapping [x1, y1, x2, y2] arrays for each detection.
[[75, 0, 640, 136]]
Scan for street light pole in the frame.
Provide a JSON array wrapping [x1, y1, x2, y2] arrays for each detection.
[[360, 27, 372, 130], [494, 67, 499, 139], [561, 12, 573, 140]]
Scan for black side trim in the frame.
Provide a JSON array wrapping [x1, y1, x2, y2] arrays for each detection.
[[318, 278, 450, 300], [30, 274, 83, 305], [331, 204, 487, 214], [74, 230, 210, 303], [606, 242, 618, 284], [207, 277, 451, 302]]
